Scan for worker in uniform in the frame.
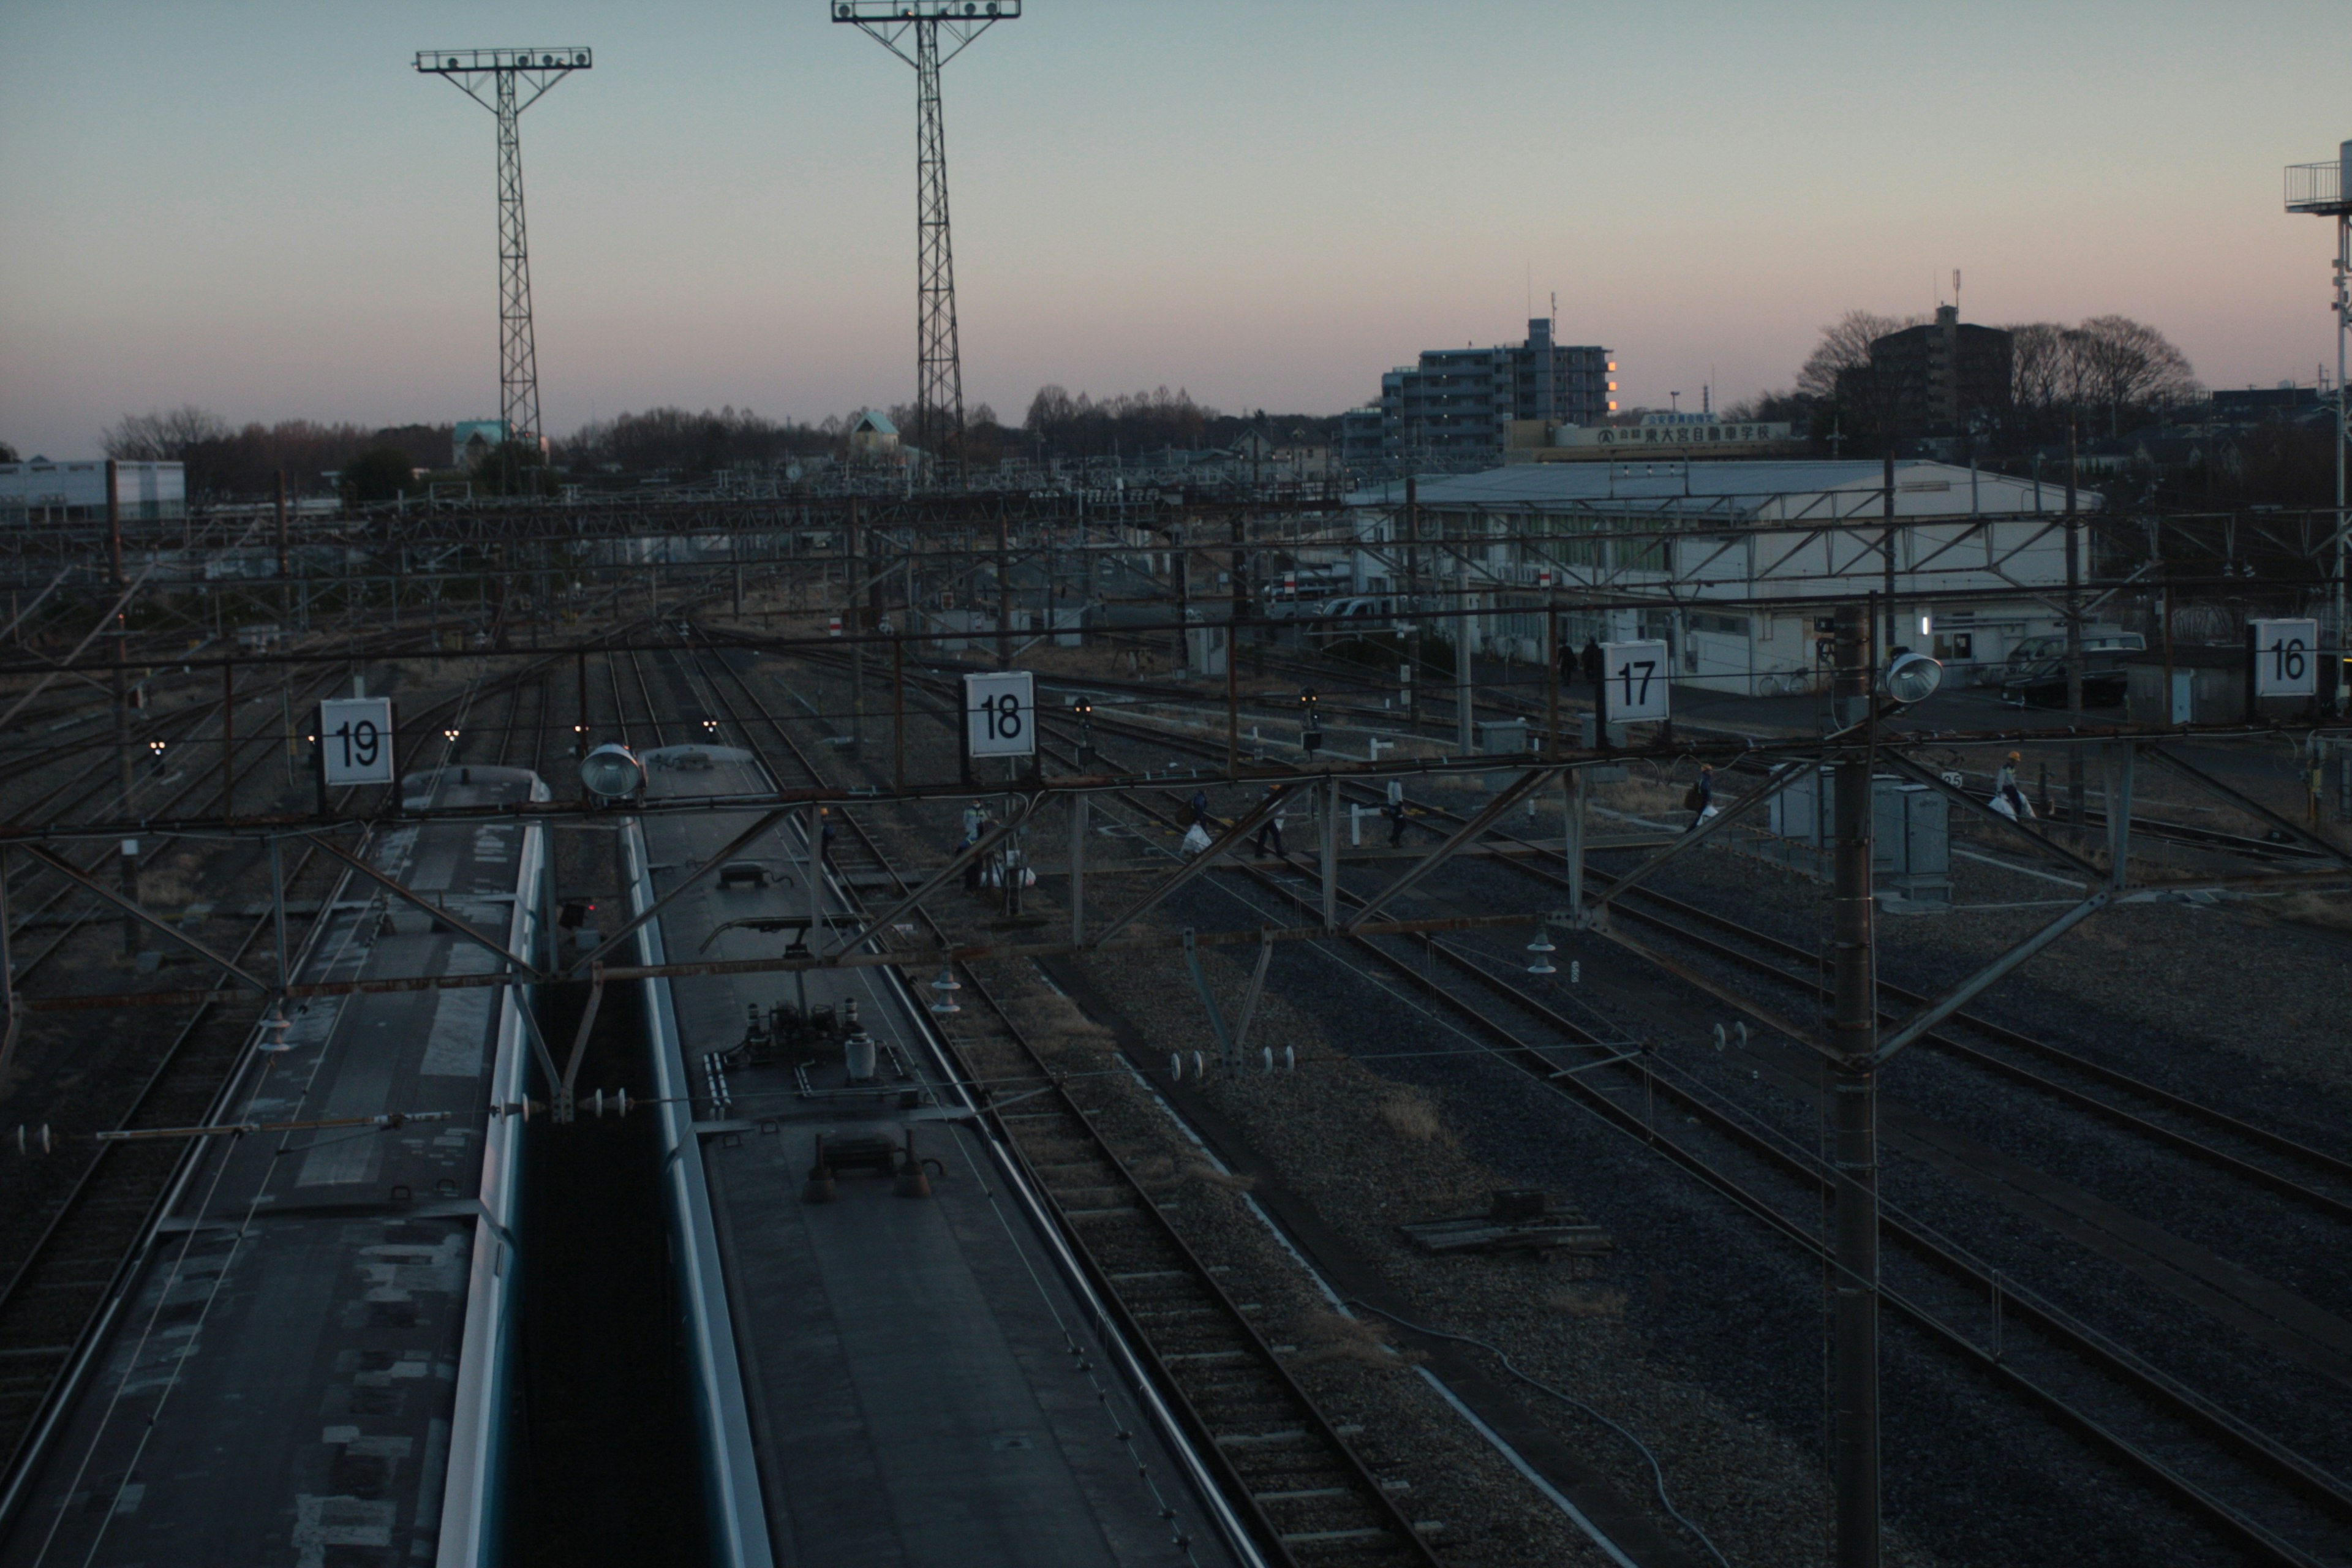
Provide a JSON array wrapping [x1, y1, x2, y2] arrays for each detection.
[[1579, 636, 1605, 693], [1254, 783, 1287, 859], [1190, 789, 1212, 829], [1683, 764, 1714, 832], [1994, 752, 2033, 820], [962, 810, 990, 892]]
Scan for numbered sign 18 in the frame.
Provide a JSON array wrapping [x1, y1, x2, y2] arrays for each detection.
[[1597, 639, 1671, 722], [2250, 618, 2318, 698], [962, 671, 1036, 758], [318, 697, 396, 786]]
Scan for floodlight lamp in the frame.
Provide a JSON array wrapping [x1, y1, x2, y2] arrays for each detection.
[[444, 727, 461, 743], [1880, 650, 1944, 706], [579, 742, 645, 801]]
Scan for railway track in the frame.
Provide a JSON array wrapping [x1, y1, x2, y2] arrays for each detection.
[[0, 661, 553, 1477], [742, 641, 2352, 1564], [1036, 721, 2352, 1567], [649, 639, 1448, 1567]]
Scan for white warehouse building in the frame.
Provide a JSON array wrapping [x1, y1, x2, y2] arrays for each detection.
[[1345, 459, 2105, 693], [0, 460, 186, 525]]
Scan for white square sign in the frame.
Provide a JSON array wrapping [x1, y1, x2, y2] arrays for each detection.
[[1598, 639, 1670, 722], [962, 670, 1036, 758], [2250, 618, 2318, 698], [318, 697, 396, 786]]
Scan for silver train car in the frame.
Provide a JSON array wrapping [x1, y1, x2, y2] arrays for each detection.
[[0, 764, 549, 1567], [625, 744, 1252, 1568]]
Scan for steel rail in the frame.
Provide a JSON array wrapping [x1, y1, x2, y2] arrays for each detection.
[[1092, 758, 2352, 1567], [682, 642, 1444, 1567]]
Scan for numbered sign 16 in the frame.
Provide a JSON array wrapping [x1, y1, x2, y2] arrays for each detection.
[[318, 697, 396, 786], [2249, 618, 2318, 698], [1597, 639, 1670, 722], [962, 671, 1036, 758]]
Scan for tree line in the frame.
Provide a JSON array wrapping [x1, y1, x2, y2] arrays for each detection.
[[1734, 309, 2202, 454]]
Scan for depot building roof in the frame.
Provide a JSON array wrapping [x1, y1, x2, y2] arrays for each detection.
[[1351, 459, 2100, 522]]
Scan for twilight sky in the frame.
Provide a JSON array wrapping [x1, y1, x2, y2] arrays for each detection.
[[1, 1, 2343, 458]]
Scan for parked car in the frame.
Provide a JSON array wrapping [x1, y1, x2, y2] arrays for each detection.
[[2000, 656, 2128, 708], [2002, 628, 2144, 679]]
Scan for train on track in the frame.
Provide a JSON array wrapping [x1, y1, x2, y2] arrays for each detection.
[[0, 764, 548, 1568]]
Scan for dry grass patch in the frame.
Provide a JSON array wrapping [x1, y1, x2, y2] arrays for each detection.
[[1548, 1288, 1627, 1319], [2277, 891, 2352, 932], [1378, 1088, 1457, 1148], [1298, 1310, 1420, 1371]]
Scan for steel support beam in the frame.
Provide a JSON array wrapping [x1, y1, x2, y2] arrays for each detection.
[[22, 844, 272, 993], [567, 807, 792, 974], [837, 795, 1041, 955], [1869, 891, 2111, 1065], [1088, 788, 1289, 948], [1585, 761, 1806, 916], [2146, 745, 2352, 866], [1343, 766, 1558, 932], [1877, 752, 2103, 884], [1069, 792, 1088, 947]]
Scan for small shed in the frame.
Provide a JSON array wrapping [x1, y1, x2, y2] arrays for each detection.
[[2124, 647, 2244, 725]]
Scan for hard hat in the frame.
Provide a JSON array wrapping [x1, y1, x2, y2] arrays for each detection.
[[2007, 750, 2021, 762]]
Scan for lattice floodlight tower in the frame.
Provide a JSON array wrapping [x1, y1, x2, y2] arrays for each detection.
[[415, 48, 592, 483], [2285, 141, 2352, 655], [834, 2, 1021, 478]]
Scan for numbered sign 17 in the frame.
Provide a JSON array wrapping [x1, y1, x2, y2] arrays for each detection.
[[1597, 639, 1671, 722], [2249, 618, 2318, 698], [962, 671, 1036, 758], [318, 697, 396, 786]]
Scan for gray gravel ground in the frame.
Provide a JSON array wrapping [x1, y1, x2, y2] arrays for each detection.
[[773, 651, 2352, 1567]]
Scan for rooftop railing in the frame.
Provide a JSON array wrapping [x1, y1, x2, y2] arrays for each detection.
[[2285, 159, 2346, 214]]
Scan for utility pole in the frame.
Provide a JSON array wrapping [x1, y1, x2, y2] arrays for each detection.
[[848, 498, 865, 746], [1828, 601, 1880, 1568], [1171, 520, 1189, 674], [107, 462, 138, 958], [2284, 141, 2351, 710], [415, 47, 590, 489], [2065, 425, 2085, 839], [1881, 452, 1897, 651], [837, 1, 1022, 483], [995, 509, 1012, 669], [1404, 475, 1421, 723], [1456, 560, 1474, 756]]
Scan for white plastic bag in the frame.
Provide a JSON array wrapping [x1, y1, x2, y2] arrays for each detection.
[[1989, 793, 2018, 822], [1181, 823, 1213, 856]]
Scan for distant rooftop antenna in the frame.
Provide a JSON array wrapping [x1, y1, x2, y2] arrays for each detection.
[[1953, 268, 1962, 316], [835, 1, 1023, 483], [2283, 139, 2352, 661], [415, 48, 592, 482]]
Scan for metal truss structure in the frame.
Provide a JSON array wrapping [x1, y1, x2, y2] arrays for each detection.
[[415, 48, 592, 475], [835, 1, 1021, 473]]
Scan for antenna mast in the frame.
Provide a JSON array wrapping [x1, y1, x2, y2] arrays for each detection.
[[415, 48, 591, 487], [836, 1, 1022, 484]]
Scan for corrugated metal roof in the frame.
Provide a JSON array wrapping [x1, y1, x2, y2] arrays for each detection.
[[1347, 459, 2100, 516]]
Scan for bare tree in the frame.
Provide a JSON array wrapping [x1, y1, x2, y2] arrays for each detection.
[[1795, 311, 1924, 401], [101, 406, 231, 461], [2068, 315, 2199, 432]]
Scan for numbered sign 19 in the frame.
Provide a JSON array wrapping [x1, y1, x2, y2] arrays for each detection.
[[318, 697, 396, 786], [2249, 618, 2318, 698], [962, 671, 1036, 758], [1597, 639, 1670, 722]]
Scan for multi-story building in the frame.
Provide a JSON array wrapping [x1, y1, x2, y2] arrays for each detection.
[[1372, 320, 1614, 472], [1849, 305, 2012, 439]]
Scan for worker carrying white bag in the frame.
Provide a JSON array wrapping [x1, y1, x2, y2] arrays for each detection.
[[1180, 821, 1213, 856], [1990, 752, 2036, 821]]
